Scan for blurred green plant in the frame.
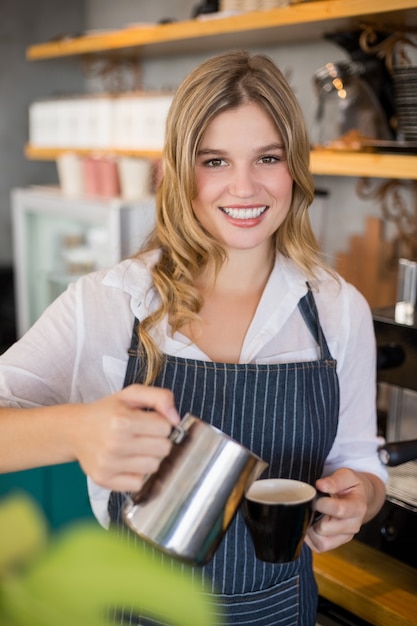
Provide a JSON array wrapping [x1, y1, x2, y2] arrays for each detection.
[[0, 493, 217, 626]]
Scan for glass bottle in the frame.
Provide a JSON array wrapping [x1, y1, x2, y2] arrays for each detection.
[[312, 61, 391, 147]]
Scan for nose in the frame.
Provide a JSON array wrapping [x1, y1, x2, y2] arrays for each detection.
[[229, 164, 258, 197]]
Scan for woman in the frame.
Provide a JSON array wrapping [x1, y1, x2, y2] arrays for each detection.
[[0, 51, 386, 625]]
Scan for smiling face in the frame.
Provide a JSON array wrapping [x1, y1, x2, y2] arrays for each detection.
[[192, 102, 294, 256]]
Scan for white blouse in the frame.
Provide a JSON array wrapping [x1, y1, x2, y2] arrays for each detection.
[[0, 252, 387, 527]]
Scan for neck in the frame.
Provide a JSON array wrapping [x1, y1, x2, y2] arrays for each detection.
[[198, 245, 275, 296]]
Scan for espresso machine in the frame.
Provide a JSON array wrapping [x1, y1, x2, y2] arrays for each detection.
[[356, 305, 417, 568]]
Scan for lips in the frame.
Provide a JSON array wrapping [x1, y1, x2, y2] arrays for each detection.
[[221, 206, 268, 220]]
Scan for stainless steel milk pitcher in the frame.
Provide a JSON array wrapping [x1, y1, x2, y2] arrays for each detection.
[[122, 413, 268, 565]]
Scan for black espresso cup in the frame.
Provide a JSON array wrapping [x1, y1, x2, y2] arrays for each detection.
[[242, 478, 323, 563]]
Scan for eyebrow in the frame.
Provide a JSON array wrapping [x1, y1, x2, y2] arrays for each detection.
[[197, 143, 285, 157], [197, 148, 225, 156], [256, 143, 285, 152]]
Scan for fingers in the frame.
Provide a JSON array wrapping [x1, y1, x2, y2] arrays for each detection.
[[106, 430, 174, 461], [104, 473, 147, 494], [88, 433, 173, 492], [74, 385, 181, 492], [308, 495, 358, 552], [305, 522, 355, 553], [89, 412, 175, 489], [109, 409, 174, 439], [315, 467, 363, 498], [107, 387, 178, 441], [93, 449, 169, 493], [120, 384, 180, 426], [306, 469, 368, 553]]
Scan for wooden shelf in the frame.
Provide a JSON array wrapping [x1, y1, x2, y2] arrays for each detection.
[[25, 144, 417, 180], [313, 540, 417, 626], [24, 145, 162, 161], [24, 0, 417, 183], [26, 0, 417, 60], [310, 149, 417, 180]]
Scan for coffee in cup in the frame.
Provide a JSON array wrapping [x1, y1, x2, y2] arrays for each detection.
[[242, 478, 322, 563]]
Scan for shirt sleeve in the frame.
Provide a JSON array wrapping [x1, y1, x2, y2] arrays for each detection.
[[0, 264, 137, 529], [322, 282, 388, 483], [0, 281, 80, 407], [0, 274, 123, 530]]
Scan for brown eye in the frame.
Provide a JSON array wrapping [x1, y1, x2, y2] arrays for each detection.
[[259, 155, 280, 164], [205, 158, 225, 168]]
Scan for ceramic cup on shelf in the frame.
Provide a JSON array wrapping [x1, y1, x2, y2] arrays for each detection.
[[82, 156, 121, 198], [82, 156, 102, 196], [56, 153, 84, 197], [96, 156, 120, 197], [118, 157, 152, 200]]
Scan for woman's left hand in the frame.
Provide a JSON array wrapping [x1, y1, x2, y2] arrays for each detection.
[[305, 467, 385, 553]]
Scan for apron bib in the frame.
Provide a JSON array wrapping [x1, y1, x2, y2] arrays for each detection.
[[108, 287, 340, 625]]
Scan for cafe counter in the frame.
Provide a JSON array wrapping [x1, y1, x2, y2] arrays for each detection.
[[313, 539, 417, 626]]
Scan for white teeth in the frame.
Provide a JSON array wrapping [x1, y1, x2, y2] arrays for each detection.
[[222, 206, 267, 219]]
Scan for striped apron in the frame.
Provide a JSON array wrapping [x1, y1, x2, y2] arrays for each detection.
[[108, 287, 340, 625]]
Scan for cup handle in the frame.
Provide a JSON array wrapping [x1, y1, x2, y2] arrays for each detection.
[[312, 491, 331, 525]]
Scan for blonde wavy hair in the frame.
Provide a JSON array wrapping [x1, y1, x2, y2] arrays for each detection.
[[136, 50, 329, 384]]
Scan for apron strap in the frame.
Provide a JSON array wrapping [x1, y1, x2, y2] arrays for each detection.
[[123, 317, 141, 387], [298, 283, 333, 361]]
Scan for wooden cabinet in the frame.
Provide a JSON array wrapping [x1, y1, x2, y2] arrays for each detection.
[[25, 0, 417, 180]]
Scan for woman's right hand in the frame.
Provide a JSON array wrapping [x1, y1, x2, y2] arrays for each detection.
[[71, 384, 180, 493]]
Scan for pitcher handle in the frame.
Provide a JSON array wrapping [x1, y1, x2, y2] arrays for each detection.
[[169, 423, 187, 444]]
